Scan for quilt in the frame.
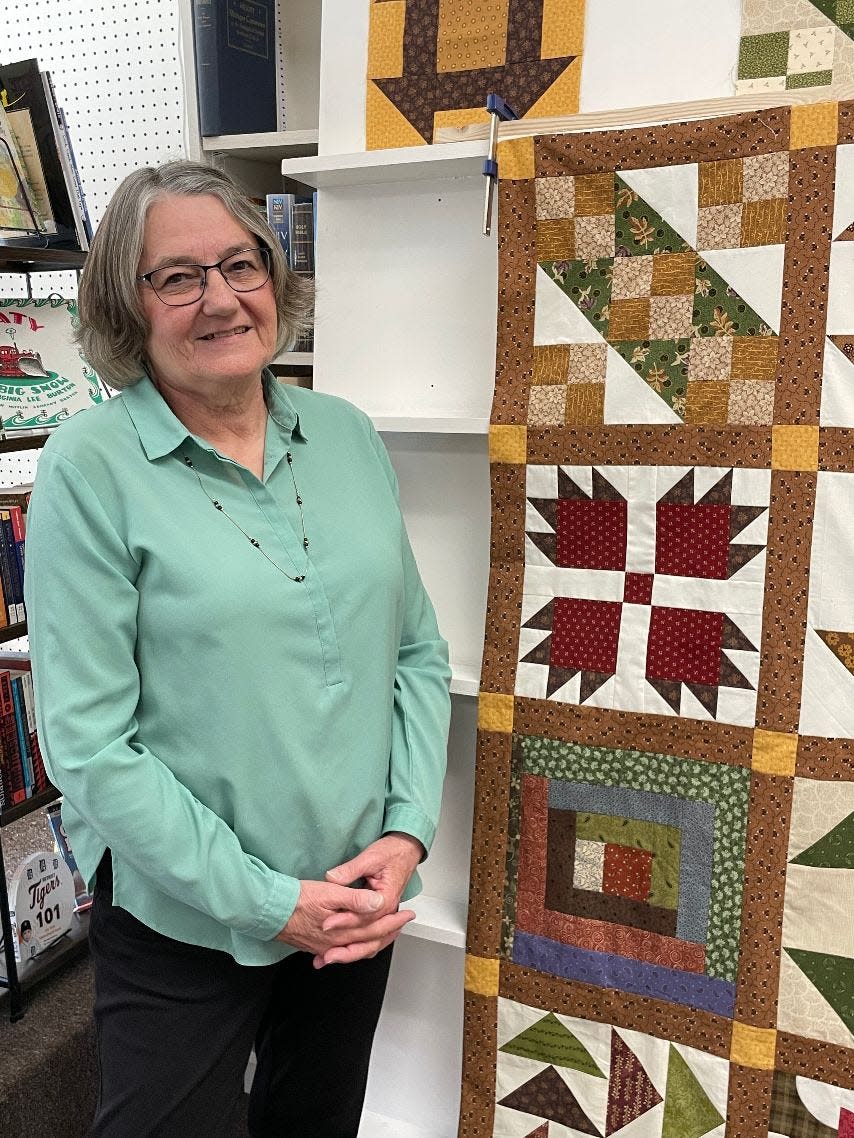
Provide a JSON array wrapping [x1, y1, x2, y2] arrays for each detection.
[[365, 0, 585, 149], [738, 0, 854, 94], [461, 100, 854, 1138]]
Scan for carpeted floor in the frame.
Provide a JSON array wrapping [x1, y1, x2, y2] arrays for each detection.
[[1, 809, 252, 1136]]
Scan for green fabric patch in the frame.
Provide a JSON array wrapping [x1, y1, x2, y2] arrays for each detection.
[[613, 339, 690, 418], [575, 811, 681, 909], [738, 32, 790, 80], [785, 948, 854, 1034], [501, 751, 524, 958], [693, 259, 770, 338], [661, 1045, 725, 1138], [812, 0, 854, 39], [791, 811, 854, 869], [786, 69, 834, 89], [541, 257, 612, 333], [615, 176, 690, 256], [499, 1012, 606, 1076], [516, 734, 751, 981]]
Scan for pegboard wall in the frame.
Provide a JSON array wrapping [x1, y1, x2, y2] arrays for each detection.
[[1, 0, 188, 644]]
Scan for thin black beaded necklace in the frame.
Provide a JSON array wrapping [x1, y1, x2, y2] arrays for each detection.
[[182, 450, 310, 583]]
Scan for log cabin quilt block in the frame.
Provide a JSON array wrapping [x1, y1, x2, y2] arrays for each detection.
[[461, 102, 854, 1138]]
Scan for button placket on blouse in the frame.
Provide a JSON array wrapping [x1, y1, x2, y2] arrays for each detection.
[[207, 444, 344, 690]]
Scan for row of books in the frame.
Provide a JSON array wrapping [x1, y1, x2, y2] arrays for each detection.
[[0, 662, 49, 813], [266, 192, 316, 353], [0, 57, 91, 251], [0, 484, 31, 629]]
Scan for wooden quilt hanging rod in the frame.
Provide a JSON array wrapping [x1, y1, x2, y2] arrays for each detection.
[[435, 81, 854, 145]]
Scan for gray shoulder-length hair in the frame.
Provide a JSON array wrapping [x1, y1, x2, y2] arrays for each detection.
[[76, 159, 313, 389]]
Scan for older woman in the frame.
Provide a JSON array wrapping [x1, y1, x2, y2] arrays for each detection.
[[24, 161, 451, 1137]]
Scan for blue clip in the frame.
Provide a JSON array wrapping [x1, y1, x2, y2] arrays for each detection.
[[486, 94, 519, 122], [482, 93, 519, 236]]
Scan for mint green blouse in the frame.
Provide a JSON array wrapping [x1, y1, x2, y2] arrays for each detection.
[[24, 373, 451, 965]]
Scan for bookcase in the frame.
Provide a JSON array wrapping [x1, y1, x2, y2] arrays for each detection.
[[179, 3, 491, 1133], [0, 245, 91, 1023]]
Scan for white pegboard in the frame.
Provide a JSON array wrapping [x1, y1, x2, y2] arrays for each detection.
[[1, 0, 188, 646], [2, 0, 185, 226]]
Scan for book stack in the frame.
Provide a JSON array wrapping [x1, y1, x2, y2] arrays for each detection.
[[0, 484, 30, 628], [0, 57, 91, 250], [0, 660, 49, 813], [266, 192, 316, 353]]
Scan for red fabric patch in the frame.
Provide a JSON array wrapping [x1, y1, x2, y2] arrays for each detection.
[[557, 500, 628, 570], [839, 1108, 854, 1138], [623, 572, 654, 605], [602, 844, 653, 902], [656, 503, 731, 579], [551, 598, 622, 673], [646, 607, 724, 686]]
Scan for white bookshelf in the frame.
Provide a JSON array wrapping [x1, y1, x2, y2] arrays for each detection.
[[202, 129, 319, 162], [280, 142, 487, 188], [374, 416, 489, 435], [179, 1, 484, 1129]]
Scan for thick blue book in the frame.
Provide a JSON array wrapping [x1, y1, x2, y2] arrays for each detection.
[[192, 0, 277, 136], [266, 193, 289, 262]]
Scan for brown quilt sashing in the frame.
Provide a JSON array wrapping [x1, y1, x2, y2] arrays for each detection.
[[365, 0, 585, 149], [461, 102, 854, 1137]]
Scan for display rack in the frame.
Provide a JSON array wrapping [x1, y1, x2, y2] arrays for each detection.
[[0, 248, 87, 1022]]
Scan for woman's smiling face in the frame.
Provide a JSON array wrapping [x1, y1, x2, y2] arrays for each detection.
[[138, 193, 278, 399]]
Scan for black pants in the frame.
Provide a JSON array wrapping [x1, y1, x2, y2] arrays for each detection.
[[88, 855, 393, 1137]]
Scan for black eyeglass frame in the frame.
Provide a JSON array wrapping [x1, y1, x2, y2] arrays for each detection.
[[136, 246, 272, 306]]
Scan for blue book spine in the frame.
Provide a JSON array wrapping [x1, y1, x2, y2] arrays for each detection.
[[0, 514, 16, 625], [0, 514, 23, 623], [193, 0, 277, 136], [266, 193, 290, 263], [11, 676, 32, 797]]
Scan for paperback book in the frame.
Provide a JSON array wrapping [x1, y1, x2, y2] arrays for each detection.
[[0, 298, 104, 431]]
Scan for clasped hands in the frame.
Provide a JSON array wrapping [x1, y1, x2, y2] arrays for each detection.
[[276, 832, 423, 968]]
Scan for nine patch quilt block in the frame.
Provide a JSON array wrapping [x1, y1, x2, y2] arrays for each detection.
[[365, 0, 585, 149], [738, 0, 854, 94], [461, 101, 854, 1138]]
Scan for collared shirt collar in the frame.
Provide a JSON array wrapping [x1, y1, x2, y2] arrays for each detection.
[[121, 368, 306, 462]]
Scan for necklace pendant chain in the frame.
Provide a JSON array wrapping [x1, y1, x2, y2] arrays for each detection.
[[183, 452, 310, 584]]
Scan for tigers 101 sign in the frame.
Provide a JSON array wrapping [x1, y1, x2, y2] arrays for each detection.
[[0, 297, 104, 431], [8, 850, 74, 963]]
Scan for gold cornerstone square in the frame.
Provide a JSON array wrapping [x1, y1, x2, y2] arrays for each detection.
[[489, 425, 527, 464], [730, 1023, 778, 1069], [790, 102, 838, 150], [465, 955, 500, 996], [752, 729, 798, 776], [771, 425, 819, 471], [498, 138, 534, 181], [478, 692, 514, 734]]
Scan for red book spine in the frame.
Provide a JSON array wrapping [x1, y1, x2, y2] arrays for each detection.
[[0, 672, 24, 803], [30, 732, 48, 794]]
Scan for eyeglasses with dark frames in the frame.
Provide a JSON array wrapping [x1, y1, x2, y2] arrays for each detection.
[[137, 246, 271, 306]]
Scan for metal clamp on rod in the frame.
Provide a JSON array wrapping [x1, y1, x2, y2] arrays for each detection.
[[482, 93, 518, 237]]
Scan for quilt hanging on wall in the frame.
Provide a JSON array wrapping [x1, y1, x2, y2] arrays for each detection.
[[738, 1, 854, 93], [461, 100, 854, 1138], [365, 0, 585, 150]]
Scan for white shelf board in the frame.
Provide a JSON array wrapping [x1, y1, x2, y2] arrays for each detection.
[[402, 894, 466, 949], [372, 415, 488, 434], [360, 1111, 454, 1138], [272, 351, 314, 366], [281, 141, 488, 188], [201, 129, 319, 162], [450, 664, 480, 697]]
